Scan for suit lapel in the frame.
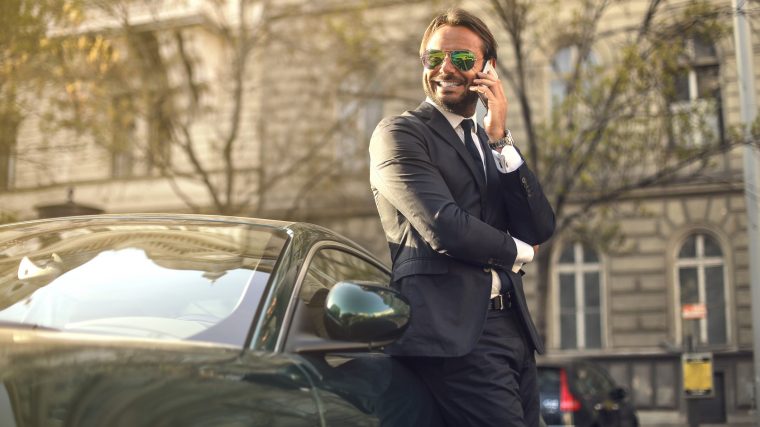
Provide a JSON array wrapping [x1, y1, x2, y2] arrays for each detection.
[[414, 103, 487, 195]]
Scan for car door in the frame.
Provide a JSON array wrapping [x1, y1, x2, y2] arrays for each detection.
[[284, 244, 436, 427]]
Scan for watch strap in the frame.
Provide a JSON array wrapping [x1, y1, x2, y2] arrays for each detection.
[[488, 129, 515, 150]]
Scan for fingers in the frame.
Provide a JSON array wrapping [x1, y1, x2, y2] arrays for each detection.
[[469, 83, 495, 98], [473, 73, 502, 94], [469, 75, 505, 106]]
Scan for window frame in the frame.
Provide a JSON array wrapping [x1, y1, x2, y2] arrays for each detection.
[[552, 241, 607, 352], [673, 231, 732, 348], [668, 37, 724, 146]]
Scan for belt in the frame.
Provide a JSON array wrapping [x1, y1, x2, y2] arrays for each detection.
[[489, 290, 513, 310]]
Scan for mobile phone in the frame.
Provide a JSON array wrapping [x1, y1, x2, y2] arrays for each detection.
[[478, 61, 495, 109]]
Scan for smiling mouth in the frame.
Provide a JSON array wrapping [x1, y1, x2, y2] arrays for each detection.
[[434, 80, 464, 90]]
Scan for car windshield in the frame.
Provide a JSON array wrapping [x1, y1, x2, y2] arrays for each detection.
[[0, 219, 288, 347]]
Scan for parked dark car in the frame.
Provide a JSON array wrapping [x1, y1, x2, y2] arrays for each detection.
[[538, 358, 639, 427], [0, 214, 440, 426]]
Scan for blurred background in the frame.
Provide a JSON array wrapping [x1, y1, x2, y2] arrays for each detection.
[[1, 0, 759, 424]]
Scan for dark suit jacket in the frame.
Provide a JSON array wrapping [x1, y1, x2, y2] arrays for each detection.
[[369, 102, 555, 357]]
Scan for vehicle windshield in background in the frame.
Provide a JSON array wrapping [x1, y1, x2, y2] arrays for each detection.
[[0, 220, 288, 346]]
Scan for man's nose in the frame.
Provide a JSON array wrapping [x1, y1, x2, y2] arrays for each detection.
[[440, 54, 457, 73]]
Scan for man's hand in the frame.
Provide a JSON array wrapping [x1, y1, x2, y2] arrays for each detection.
[[470, 60, 507, 142]]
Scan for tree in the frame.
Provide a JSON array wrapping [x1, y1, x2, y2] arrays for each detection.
[[38, 0, 436, 219], [487, 0, 756, 338], [0, 0, 115, 216]]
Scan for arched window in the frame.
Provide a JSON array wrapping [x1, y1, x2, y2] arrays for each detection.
[[556, 242, 603, 350], [669, 37, 723, 146], [676, 233, 727, 346]]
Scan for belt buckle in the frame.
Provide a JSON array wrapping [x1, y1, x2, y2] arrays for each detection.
[[492, 294, 504, 310]]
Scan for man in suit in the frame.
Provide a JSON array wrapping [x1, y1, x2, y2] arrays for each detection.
[[369, 8, 555, 427]]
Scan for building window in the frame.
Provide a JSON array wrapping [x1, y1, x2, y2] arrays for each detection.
[[669, 37, 723, 146], [145, 94, 172, 174], [111, 150, 134, 179], [549, 45, 598, 114], [677, 233, 727, 346], [0, 110, 19, 190], [110, 95, 135, 178], [129, 31, 172, 176], [108, 89, 171, 178], [556, 242, 603, 350], [336, 80, 383, 173], [0, 142, 14, 191]]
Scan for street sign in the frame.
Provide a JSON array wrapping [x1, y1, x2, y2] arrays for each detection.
[[682, 303, 707, 320], [682, 352, 714, 398]]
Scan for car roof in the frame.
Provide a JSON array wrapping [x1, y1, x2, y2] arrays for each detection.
[[0, 213, 295, 231], [0, 213, 382, 265]]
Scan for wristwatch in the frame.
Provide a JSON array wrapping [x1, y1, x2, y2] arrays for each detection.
[[488, 129, 515, 150]]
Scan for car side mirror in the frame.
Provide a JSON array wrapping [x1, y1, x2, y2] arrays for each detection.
[[609, 386, 627, 402], [323, 281, 410, 345]]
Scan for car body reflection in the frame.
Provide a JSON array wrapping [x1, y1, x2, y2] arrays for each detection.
[[0, 214, 440, 426]]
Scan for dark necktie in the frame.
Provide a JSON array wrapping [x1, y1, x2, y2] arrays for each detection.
[[460, 119, 484, 177]]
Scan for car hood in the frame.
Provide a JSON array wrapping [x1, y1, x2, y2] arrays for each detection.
[[0, 329, 321, 427]]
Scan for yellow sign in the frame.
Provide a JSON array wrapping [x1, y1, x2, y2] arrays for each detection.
[[682, 352, 714, 398]]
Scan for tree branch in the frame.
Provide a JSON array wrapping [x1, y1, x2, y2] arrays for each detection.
[[560, 138, 754, 230]]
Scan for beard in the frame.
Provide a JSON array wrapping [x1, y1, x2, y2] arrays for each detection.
[[423, 73, 479, 117]]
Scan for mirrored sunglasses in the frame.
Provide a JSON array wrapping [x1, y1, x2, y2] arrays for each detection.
[[421, 49, 477, 72]]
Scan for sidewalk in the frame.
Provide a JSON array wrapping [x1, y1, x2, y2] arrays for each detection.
[[638, 410, 755, 426]]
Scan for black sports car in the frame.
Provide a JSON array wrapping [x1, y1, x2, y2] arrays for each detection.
[[0, 214, 439, 426]]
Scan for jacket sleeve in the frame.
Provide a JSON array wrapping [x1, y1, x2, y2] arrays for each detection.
[[498, 161, 556, 246], [369, 117, 518, 270]]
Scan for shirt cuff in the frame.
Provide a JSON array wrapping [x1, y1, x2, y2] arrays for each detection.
[[512, 237, 534, 272], [491, 146, 524, 173]]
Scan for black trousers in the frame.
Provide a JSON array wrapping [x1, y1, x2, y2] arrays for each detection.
[[398, 308, 539, 427]]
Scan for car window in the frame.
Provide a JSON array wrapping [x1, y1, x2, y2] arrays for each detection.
[[300, 247, 390, 304], [0, 221, 287, 346], [538, 367, 561, 395], [293, 247, 390, 340]]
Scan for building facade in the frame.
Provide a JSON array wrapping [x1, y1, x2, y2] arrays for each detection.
[[1, 0, 759, 424]]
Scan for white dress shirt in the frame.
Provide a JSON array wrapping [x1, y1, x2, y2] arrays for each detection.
[[425, 99, 534, 297]]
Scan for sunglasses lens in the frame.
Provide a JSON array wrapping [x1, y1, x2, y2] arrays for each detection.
[[451, 51, 475, 71], [423, 50, 445, 69]]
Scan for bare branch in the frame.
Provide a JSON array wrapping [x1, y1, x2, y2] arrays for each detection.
[[560, 138, 756, 229], [163, 170, 202, 212], [173, 121, 225, 211], [550, 0, 665, 216]]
